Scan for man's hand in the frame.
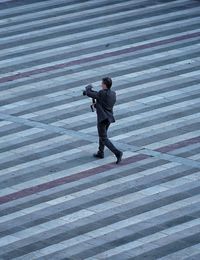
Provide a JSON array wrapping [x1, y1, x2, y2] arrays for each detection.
[[83, 84, 93, 96], [83, 84, 99, 100], [85, 84, 93, 91]]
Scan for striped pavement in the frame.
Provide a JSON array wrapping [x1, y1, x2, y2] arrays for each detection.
[[0, 0, 200, 259]]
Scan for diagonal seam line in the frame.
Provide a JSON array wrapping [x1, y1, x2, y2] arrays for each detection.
[[0, 113, 200, 170], [0, 154, 149, 205], [0, 31, 200, 83]]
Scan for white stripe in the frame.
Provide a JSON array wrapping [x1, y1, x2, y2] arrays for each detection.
[[158, 243, 200, 260], [0, 128, 44, 144], [0, 135, 72, 162], [0, 120, 13, 127]]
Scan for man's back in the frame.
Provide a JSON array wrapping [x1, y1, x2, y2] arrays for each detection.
[[96, 89, 116, 123]]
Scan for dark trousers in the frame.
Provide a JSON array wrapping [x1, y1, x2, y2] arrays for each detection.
[[97, 119, 120, 155]]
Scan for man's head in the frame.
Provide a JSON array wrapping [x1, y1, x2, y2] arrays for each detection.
[[101, 77, 112, 90]]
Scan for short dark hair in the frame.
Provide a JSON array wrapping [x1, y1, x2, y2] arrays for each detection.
[[102, 77, 112, 89]]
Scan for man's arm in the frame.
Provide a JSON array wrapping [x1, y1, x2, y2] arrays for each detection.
[[85, 85, 99, 99]]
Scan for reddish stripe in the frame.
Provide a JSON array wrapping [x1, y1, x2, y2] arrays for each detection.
[[0, 154, 149, 204], [1, 134, 199, 204], [1, 32, 200, 84], [155, 136, 200, 153]]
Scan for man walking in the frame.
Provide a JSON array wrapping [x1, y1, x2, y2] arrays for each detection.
[[84, 77, 123, 164]]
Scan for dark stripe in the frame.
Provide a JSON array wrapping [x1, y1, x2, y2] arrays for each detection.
[[132, 233, 200, 259]]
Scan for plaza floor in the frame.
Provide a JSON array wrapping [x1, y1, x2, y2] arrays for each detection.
[[0, 0, 200, 259]]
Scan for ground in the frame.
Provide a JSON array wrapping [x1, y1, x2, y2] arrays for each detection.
[[0, 0, 200, 259]]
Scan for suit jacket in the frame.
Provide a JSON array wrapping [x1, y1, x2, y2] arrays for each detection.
[[85, 86, 116, 123]]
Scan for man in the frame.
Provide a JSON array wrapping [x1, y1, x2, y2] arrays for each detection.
[[84, 77, 123, 164]]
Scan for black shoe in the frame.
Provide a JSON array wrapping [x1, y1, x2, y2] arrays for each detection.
[[116, 151, 123, 164], [93, 152, 104, 159]]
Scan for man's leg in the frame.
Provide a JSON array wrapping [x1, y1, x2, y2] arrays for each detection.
[[94, 120, 123, 164], [93, 121, 106, 158], [97, 120, 123, 163], [102, 120, 120, 155], [97, 121, 109, 155]]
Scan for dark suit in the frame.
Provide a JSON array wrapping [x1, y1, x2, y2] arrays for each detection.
[[85, 86, 120, 156]]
